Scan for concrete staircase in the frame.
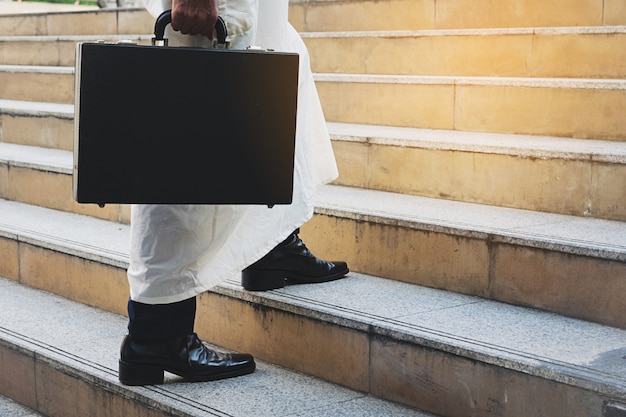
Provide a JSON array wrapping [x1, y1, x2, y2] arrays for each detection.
[[1, 1, 625, 416]]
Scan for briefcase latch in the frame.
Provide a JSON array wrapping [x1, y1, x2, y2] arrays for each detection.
[[152, 10, 229, 48]]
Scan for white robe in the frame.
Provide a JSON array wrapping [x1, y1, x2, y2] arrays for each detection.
[[127, 0, 338, 304]]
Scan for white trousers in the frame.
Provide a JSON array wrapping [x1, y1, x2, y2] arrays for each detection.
[[127, 0, 338, 304]]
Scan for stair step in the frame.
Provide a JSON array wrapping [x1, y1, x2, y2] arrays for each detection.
[[0, 142, 130, 223], [329, 122, 626, 221], [0, 164, 625, 327], [303, 26, 626, 78], [315, 74, 626, 141], [0, 34, 151, 66], [0, 65, 73, 104], [0, 8, 153, 37], [0, 200, 625, 416], [0, 99, 73, 150], [306, 185, 626, 329], [2, 115, 626, 221], [289, 0, 626, 32], [0, 277, 430, 417], [3, 1, 623, 36], [3, 26, 625, 79], [3, 68, 625, 141]]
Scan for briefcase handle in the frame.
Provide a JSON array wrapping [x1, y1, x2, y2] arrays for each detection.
[[152, 9, 228, 47]]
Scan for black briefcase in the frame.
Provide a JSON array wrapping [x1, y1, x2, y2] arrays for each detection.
[[74, 11, 299, 207]]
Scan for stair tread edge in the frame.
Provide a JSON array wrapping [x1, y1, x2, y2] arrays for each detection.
[[301, 25, 626, 38], [328, 122, 626, 162], [315, 185, 626, 260], [0, 98, 73, 117]]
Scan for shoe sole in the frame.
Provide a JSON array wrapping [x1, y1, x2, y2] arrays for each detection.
[[241, 268, 286, 291], [118, 359, 256, 386], [286, 267, 349, 284], [241, 267, 349, 291]]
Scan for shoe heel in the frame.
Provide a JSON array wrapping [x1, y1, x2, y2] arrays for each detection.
[[119, 360, 164, 385], [241, 269, 286, 291]]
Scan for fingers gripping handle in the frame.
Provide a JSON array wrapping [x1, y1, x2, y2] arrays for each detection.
[[152, 10, 228, 47]]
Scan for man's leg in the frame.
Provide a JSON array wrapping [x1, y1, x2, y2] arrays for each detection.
[[127, 297, 196, 340], [120, 296, 255, 385]]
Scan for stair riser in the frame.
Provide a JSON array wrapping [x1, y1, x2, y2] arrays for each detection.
[[198, 292, 370, 392], [300, 215, 626, 329], [0, 343, 37, 412], [290, 0, 436, 32], [0, 238, 128, 317], [333, 140, 626, 221], [0, 342, 172, 417], [0, 38, 151, 67], [9, 77, 625, 143], [317, 80, 626, 141], [0, 165, 129, 223], [0, 14, 46, 37], [1, 114, 73, 151], [0, 9, 152, 37], [493, 244, 626, 329], [305, 32, 626, 79], [290, 0, 626, 31], [369, 337, 610, 417], [0, 71, 73, 104], [0, 237, 18, 280], [0, 40, 77, 67]]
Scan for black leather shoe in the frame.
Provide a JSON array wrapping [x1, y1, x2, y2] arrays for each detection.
[[242, 229, 349, 291], [119, 333, 255, 385]]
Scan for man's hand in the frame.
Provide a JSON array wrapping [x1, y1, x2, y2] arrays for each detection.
[[171, 0, 218, 38]]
